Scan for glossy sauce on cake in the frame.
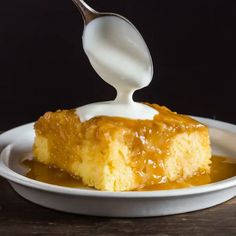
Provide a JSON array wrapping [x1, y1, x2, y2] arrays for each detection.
[[33, 104, 211, 191]]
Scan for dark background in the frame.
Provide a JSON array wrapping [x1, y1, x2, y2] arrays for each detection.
[[0, 0, 235, 130]]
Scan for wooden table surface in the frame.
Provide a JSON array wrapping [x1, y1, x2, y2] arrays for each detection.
[[1, 176, 236, 236]]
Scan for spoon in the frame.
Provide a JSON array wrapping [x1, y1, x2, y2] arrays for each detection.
[[71, 0, 98, 25], [72, 0, 131, 25], [71, 0, 158, 122]]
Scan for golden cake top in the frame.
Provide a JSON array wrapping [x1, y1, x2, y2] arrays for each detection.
[[35, 103, 204, 136]]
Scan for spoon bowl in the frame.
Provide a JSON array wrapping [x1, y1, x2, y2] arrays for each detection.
[[72, 0, 154, 89]]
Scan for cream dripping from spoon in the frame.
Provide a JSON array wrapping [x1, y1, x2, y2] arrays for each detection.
[[72, 0, 158, 122]]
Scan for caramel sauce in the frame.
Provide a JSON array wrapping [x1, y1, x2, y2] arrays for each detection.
[[23, 159, 85, 188], [34, 105, 209, 190], [23, 155, 236, 191]]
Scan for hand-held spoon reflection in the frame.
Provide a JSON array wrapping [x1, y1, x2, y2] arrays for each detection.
[[72, 0, 158, 122]]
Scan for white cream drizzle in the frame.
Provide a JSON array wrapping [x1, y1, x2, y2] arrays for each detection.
[[76, 16, 158, 122]]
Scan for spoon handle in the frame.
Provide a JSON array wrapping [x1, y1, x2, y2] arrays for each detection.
[[71, 0, 98, 25]]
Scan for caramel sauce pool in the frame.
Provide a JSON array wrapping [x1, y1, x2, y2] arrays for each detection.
[[23, 155, 236, 191]]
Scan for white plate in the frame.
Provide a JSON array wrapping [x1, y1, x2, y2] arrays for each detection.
[[0, 117, 236, 217]]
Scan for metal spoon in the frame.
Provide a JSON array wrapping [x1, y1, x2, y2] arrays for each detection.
[[71, 0, 154, 88], [71, 0, 131, 25], [71, 0, 98, 25], [72, 0, 158, 121]]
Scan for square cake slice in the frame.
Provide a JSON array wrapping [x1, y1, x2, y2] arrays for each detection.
[[33, 104, 211, 191]]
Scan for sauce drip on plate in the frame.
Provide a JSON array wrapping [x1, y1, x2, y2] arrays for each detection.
[[23, 155, 236, 191]]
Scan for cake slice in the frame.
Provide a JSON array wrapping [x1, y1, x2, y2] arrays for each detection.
[[33, 104, 211, 191]]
